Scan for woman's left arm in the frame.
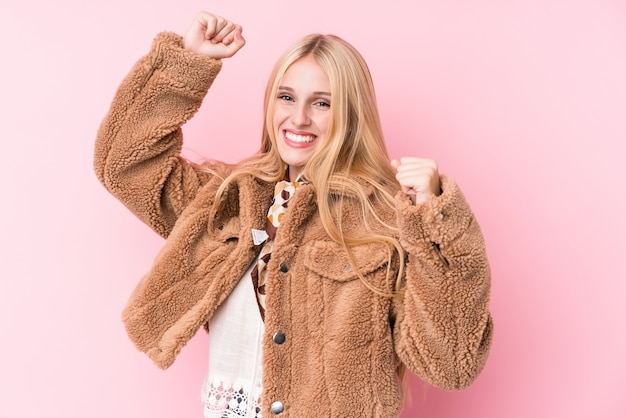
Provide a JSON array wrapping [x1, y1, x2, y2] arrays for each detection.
[[392, 164, 493, 390]]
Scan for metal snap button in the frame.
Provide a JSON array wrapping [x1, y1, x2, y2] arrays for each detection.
[[270, 401, 284, 414], [272, 332, 286, 345]]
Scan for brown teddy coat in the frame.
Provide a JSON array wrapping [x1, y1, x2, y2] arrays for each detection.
[[94, 32, 493, 417]]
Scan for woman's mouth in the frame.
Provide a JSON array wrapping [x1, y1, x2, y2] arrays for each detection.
[[284, 130, 317, 147]]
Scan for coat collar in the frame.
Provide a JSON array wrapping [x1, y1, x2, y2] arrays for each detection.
[[209, 172, 382, 242]]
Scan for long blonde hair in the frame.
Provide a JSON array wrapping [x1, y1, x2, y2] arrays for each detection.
[[212, 34, 405, 295]]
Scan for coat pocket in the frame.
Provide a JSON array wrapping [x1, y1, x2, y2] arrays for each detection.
[[211, 217, 241, 242], [303, 240, 391, 283]]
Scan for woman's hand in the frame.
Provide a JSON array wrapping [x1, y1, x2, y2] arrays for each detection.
[[391, 157, 441, 205], [183, 12, 245, 59]]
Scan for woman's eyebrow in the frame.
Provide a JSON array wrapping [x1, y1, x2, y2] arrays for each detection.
[[278, 86, 331, 97]]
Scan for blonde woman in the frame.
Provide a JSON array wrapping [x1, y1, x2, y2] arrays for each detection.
[[94, 11, 493, 418]]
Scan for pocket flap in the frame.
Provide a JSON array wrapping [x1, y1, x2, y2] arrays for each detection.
[[304, 240, 390, 282], [211, 217, 241, 242]]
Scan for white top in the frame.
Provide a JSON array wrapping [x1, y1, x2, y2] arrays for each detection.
[[201, 261, 265, 418]]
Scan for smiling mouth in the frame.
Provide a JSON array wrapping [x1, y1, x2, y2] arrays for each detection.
[[284, 130, 316, 144]]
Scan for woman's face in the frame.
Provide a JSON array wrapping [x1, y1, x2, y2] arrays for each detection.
[[272, 55, 331, 181]]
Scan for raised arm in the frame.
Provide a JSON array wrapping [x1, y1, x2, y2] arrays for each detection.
[[94, 12, 245, 237], [392, 158, 493, 390]]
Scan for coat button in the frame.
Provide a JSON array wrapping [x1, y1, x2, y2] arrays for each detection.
[[270, 401, 284, 414], [272, 331, 286, 344], [279, 262, 289, 273]]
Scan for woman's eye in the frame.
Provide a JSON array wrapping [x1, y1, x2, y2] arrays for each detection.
[[278, 94, 293, 102], [315, 101, 330, 108]]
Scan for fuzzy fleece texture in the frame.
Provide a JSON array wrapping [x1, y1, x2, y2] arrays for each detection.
[[94, 32, 493, 417]]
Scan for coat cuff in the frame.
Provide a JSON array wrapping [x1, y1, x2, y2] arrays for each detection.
[[395, 175, 475, 248], [148, 31, 222, 95]]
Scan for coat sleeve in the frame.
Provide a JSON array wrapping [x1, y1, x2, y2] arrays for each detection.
[[393, 174, 493, 390], [93, 32, 223, 238]]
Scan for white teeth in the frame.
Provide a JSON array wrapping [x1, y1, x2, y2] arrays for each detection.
[[285, 131, 315, 143]]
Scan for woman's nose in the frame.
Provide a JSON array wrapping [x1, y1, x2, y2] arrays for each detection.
[[291, 103, 311, 126]]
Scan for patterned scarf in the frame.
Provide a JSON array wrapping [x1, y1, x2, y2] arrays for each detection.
[[251, 179, 303, 321]]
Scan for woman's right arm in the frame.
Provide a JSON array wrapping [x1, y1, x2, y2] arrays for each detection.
[[94, 13, 245, 238]]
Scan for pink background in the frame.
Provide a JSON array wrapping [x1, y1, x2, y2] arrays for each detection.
[[1, 0, 625, 417]]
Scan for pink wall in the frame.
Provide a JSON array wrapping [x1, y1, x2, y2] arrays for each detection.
[[1, 0, 625, 417]]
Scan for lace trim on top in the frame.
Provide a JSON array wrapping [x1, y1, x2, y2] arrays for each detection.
[[204, 381, 262, 418]]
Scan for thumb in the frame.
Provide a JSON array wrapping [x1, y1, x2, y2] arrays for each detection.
[[232, 28, 245, 48], [223, 27, 246, 55], [390, 159, 400, 170]]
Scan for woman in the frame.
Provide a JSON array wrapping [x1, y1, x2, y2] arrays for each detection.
[[94, 11, 493, 418]]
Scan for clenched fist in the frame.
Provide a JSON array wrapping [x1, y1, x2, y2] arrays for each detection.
[[183, 11, 245, 59], [391, 157, 441, 205]]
